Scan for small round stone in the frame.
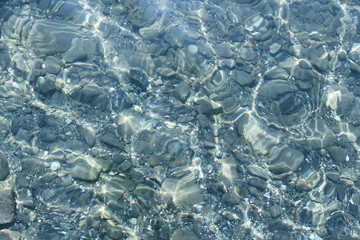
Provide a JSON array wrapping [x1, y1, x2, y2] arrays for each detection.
[[187, 44, 198, 54], [269, 43, 281, 55], [50, 161, 61, 171], [299, 59, 312, 69], [270, 204, 282, 218], [338, 50, 347, 60]]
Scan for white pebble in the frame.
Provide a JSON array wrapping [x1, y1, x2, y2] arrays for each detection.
[[129, 218, 137, 224], [187, 44, 198, 54], [50, 161, 61, 171]]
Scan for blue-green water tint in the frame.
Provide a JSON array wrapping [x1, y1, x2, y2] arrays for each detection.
[[0, 0, 359, 239]]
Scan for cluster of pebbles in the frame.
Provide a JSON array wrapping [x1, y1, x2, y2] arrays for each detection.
[[0, 0, 360, 239]]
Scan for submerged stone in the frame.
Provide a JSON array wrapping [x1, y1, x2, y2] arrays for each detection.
[[269, 43, 281, 55], [70, 83, 111, 111], [195, 98, 214, 115], [161, 178, 203, 210], [299, 59, 312, 69], [215, 42, 234, 58], [248, 177, 267, 191], [237, 115, 281, 155], [44, 56, 62, 74], [231, 70, 256, 87], [270, 204, 282, 218], [173, 81, 191, 103], [156, 67, 176, 77], [116, 111, 143, 143], [78, 125, 96, 148], [0, 182, 14, 224], [133, 184, 158, 208], [97, 176, 131, 209], [0, 151, 9, 181], [139, 21, 163, 39], [296, 171, 321, 191], [0, 230, 20, 240], [128, 53, 155, 75], [71, 156, 102, 181], [25, 19, 99, 60], [100, 131, 124, 150], [258, 80, 297, 100], [269, 146, 304, 174], [36, 75, 56, 96], [292, 65, 315, 90], [247, 164, 269, 180], [239, 42, 257, 61], [129, 68, 149, 91], [164, 26, 193, 48], [264, 68, 289, 80], [222, 192, 241, 206], [129, 5, 157, 28], [171, 228, 199, 240], [324, 86, 354, 113], [328, 146, 348, 163]]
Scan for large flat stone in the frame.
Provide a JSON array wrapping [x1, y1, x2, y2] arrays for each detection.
[[269, 146, 304, 174], [0, 182, 14, 224]]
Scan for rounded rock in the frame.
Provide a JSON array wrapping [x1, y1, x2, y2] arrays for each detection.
[[270, 43, 281, 55], [171, 227, 199, 240], [0, 151, 9, 181], [71, 156, 102, 181], [299, 59, 312, 69], [187, 44, 198, 55], [50, 161, 61, 171], [338, 50, 347, 60], [270, 204, 282, 218]]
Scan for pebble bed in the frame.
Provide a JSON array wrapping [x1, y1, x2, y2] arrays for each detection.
[[0, 0, 360, 239]]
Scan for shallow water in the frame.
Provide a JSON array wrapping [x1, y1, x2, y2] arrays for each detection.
[[0, 0, 360, 239]]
